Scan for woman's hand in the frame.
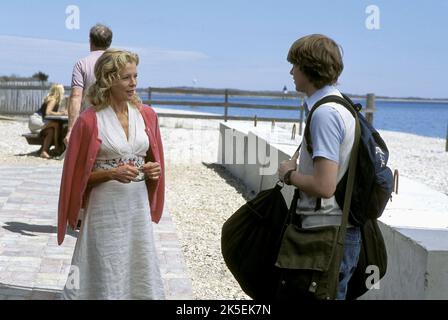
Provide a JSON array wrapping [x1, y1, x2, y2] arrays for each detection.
[[111, 164, 139, 183], [142, 161, 161, 181]]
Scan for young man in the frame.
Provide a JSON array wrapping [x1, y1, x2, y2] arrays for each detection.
[[64, 23, 113, 145], [278, 34, 359, 300]]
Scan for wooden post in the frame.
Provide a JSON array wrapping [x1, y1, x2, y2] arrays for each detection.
[[224, 89, 229, 122], [292, 124, 297, 140], [148, 87, 152, 102], [254, 115, 257, 127], [15, 89, 19, 114], [271, 119, 275, 131], [366, 93, 375, 125], [446, 123, 448, 152], [394, 169, 399, 194]]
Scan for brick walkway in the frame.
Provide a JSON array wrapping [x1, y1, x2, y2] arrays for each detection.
[[0, 165, 193, 300]]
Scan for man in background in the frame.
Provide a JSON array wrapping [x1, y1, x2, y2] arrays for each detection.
[[64, 23, 113, 145], [64, 23, 112, 230]]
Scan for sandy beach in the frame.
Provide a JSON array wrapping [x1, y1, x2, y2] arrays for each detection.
[[0, 115, 447, 299]]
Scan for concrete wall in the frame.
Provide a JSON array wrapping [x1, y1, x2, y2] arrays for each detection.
[[218, 121, 296, 196], [359, 224, 448, 300], [219, 121, 448, 300], [360, 223, 428, 299], [218, 121, 249, 185]]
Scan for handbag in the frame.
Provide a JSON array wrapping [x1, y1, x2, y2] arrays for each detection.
[[274, 221, 345, 300], [273, 111, 362, 300], [28, 112, 45, 133]]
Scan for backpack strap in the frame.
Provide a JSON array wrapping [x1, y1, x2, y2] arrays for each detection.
[[303, 94, 361, 245], [304, 94, 359, 155], [303, 94, 360, 212]]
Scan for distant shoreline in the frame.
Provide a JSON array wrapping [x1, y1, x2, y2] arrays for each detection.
[[351, 97, 448, 104]]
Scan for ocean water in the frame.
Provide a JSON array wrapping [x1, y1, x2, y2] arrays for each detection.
[[360, 100, 448, 139], [141, 93, 448, 139]]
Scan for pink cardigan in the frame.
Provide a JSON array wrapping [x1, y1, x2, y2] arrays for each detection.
[[57, 104, 165, 245]]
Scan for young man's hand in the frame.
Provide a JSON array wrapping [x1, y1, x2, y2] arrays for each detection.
[[278, 153, 298, 181]]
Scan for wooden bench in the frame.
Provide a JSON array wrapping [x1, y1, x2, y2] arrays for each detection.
[[22, 131, 66, 159], [22, 132, 43, 146]]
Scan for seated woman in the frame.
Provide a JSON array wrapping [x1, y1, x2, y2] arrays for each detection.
[[38, 84, 68, 158]]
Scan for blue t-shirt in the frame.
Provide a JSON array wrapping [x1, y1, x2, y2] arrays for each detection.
[[309, 105, 346, 164]]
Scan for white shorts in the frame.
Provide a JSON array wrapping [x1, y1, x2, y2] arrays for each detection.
[[28, 113, 45, 133]]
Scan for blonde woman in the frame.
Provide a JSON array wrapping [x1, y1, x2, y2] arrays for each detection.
[[36, 84, 67, 158], [57, 49, 165, 299]]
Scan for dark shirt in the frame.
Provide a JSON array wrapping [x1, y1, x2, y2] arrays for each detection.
[[39, 100, 59, 119]]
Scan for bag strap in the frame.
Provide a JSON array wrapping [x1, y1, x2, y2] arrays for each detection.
[[293, 143, 301, 158], [338, 111, 361, 244]]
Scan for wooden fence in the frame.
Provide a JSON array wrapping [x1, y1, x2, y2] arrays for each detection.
[[0, 85, 71, 115], [142, 87, 376, 135], [1, 85, 377, 136], [4, 85, 445, 152], [142, 87, 306, 131]]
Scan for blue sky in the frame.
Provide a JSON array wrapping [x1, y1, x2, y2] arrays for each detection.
[[0, 0, 447, 98]]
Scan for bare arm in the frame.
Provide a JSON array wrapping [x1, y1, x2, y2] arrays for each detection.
[[290, 157, 338, 198], [45, 100, 67, 116], [64, 87, 83, 145], [67, 87, 83, 131], [87, 170, 113, 188], [87, 165, 139, 188], [279, 156, 338, 198], [44, 99, 57, 116]]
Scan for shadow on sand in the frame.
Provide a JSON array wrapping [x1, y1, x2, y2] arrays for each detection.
[[201, 162, 252, 202], [2, 221, 77, 238]]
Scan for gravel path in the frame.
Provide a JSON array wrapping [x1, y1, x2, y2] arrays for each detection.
[[165, 163, 250, 299], [0, 116, 61, 167]]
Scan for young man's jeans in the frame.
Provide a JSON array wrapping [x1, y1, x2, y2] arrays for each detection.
[[337, 226, 361, 300]]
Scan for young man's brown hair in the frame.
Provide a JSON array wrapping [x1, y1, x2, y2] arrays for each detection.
[[287, 34, 344, 89]]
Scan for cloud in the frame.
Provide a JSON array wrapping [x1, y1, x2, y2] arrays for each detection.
[[0, 35, 208, 82]]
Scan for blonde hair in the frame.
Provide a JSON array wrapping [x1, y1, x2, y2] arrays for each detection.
[[88, 48, 141, 110], [44, 84, 64, 105]]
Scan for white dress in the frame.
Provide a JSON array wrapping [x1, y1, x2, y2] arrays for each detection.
[[63, 104, 165, 300]]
